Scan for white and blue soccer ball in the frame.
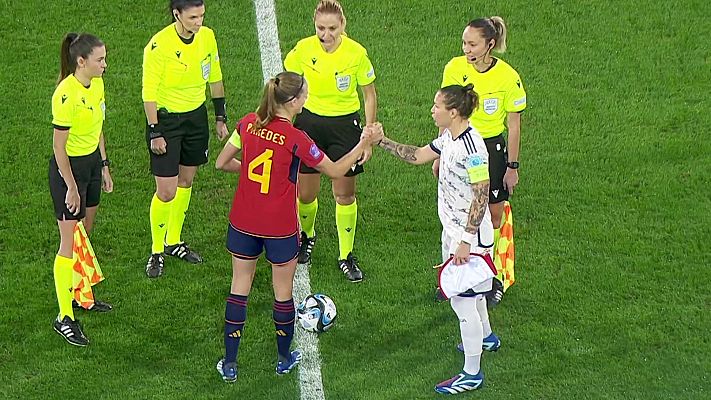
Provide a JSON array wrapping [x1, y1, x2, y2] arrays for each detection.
[[296, 294, 337, 333]]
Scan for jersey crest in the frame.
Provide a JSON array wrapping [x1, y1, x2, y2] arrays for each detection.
[[336, 74, 351, 92], [483, 98, 498, 115]]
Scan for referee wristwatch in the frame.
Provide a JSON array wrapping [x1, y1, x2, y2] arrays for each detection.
[[101, 159, 111, 167], [507, 161, 519, 169]]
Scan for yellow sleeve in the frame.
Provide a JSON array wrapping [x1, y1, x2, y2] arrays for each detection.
[[356, 50, 376, 86], [228, 129, 242, 149], [97, 78, 106, 121], [51, 85, 72, 128], [284, 45, 303, 74], [504, 71, 527, 113], [142, 39, 164, 102], [208, 30, 223, 83], [441, 59, 460, 88]]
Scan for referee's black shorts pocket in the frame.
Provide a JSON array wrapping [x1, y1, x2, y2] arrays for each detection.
[[484, 134, 508, 204], [296, 109, 364, 176], [48, 150, 100, 220]]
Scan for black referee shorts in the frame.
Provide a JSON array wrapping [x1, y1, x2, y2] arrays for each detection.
[[48, 148, 102, 221], [294, 108, 363, 176], [147, 104, 209, 177], [484, 134, 508, 204]]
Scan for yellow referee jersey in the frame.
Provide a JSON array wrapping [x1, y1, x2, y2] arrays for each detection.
[[52, 75, 105, 157], [142, 25, 223, 113], [442, 56, 526, 138], [284, 35, 375, 116]]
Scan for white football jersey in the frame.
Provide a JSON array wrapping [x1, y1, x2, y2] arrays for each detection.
[[430, 126, 494, 252]]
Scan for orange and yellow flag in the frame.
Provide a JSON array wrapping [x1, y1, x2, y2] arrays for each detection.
[[494, 201, 515, 291], [72, 222, 105, 308]]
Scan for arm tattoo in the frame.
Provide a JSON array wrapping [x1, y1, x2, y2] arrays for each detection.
[[379, 137, 419, 163], [465, 181, 490, 235]]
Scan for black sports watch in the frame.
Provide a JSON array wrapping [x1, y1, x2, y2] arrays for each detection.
[[101, 159, 111, 167], [507, 161, 519, 169]]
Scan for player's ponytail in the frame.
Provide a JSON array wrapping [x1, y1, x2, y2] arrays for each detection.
[[467, 16, 508, 54], [255, 72, 306, 130], [59, 33, 79, 83], [461, 83, 479, 117], [57, 33, 104, 84], [439, 84, 479, 119], [255, 79, 279, 130]]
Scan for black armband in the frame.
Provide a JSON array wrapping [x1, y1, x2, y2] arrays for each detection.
[[212, 97, 227, 119], [148, 123, 163, 140]]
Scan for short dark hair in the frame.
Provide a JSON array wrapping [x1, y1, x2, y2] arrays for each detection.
[[170, 0, 204, 14]]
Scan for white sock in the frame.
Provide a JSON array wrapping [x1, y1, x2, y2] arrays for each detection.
[[475, 295, 493, 337], [450, 296, 483, 375]]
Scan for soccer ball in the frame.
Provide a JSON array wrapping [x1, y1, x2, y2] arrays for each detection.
[[296, 294, 337, 333]]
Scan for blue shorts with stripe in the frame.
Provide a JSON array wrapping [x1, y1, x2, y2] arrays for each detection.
[[226, 224, 299, 265]]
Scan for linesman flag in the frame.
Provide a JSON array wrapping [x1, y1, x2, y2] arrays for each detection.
[[494, 201, 515, 291], [72, 222, 105, 308]]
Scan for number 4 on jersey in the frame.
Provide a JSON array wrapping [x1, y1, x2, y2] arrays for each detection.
[[248, 149, 273, 194]]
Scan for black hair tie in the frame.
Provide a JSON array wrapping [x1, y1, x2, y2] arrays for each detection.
[[274, 77, 280, 85]]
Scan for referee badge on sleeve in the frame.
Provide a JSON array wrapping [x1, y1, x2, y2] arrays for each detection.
[[336, 74, 351, 92], [201, 58, 211, 80]]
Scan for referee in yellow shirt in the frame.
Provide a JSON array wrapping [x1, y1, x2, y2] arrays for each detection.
[[441, 16, 527, 302], [143, 0, 229, 278], [50, 33, 113, 346], [284, 0, 377, 282]]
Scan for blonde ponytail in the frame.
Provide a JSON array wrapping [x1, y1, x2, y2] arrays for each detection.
[[254, 72, 305, 129], [466, 16, 509, 54], [489, 16, 508, 53]]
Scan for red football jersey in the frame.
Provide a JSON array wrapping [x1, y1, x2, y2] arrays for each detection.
[[229, 113, 325, 237]]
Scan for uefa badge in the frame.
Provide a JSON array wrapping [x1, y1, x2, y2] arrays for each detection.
[[465, 154, 486, 168], [201, 59, 211, 80], [336, 74, 351, 92], [309, 144, 322, 159], [483, 98, 499, 115]]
